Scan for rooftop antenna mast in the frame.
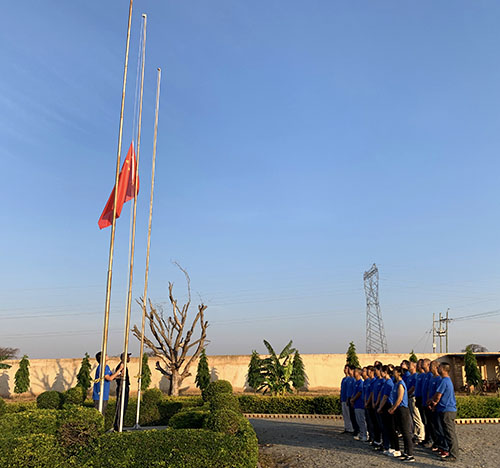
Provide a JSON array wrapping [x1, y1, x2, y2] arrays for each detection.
[[364, 263, 388, 353]]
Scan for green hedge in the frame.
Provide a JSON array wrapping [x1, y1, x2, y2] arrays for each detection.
[[81, 425, 258, 468], [456, 396, 500, 418], [169, 409, 209, 429], [0, 434, 64, 468], [37, 391, 64, 409], [238, 394, 341, 415], [0, 397, 6, 416]]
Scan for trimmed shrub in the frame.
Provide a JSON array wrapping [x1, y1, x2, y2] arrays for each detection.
[[37, 391, 64, 409], [3, 401, 37, 413], [169, 409, 209, 429], [0, 409, 60, 437], [142, 388, 163, 405], [79, 426, 258, 468], [456, 396, 500, 418], [140, 354, 151, 392], [0, 433, 63, 468], [204, 409, 244, 435], [204, 380, 233, 401], [209, 393, 241, 413], [64, 386, 85, 406], [196, 348, 211, 400], [0, 397, 6, 416], [14, 355, 30, 394], [237, 394, 340, 415], [57, 406, 104, 455]]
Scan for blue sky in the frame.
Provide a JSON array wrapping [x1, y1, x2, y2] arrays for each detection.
[[1, 1, 499, 359]]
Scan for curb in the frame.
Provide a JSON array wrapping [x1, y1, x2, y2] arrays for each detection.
[[244, 414, 500, 424]]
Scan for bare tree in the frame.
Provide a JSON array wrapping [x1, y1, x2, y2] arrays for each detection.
[[0, 347, 18, 370], [462, 344, 488, 353], [132, 264, 208, 396]]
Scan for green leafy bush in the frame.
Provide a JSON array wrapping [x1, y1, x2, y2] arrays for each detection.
[[64, 386, 85, 406], [14, 355, 30, 394], [142, 388, 163, 405], [209, 392, 240, 413], [204, 409, 245, 435], [76, 353, 92, 400], [37, 391, 64, 409], [169, 409, 209, 429], [456, 396, 500, 418], [237, 394, 340, 414], [3, 401, 37, 413], [204, 380, 233, 401], [0, 397, 6, 416], [79, 426, 258, 468], [0, 409, 60, 437], [140, 354, 151, 392], [0, 433, 63, 468], [57, 406, 104, 455]]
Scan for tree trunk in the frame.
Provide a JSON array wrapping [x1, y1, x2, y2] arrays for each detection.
[[170, 369, 181, 396]]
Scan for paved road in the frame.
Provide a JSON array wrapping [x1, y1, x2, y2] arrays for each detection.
[[250, 417, 500, 468]]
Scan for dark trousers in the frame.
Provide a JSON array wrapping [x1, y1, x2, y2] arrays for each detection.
[[113, 385, 130, 431], [423, 406, 437, 445], [381, 403, 397, 450], [375, 409, 384, 445], [348, 401, 360, 435], [365, 407, 375, 442], [395, 406, 414, 456], [439, 411, 459, 459], [433, 410, 448, 451], [369, 407, 382, 443]]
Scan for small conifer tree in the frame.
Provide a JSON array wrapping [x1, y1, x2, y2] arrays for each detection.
[[14, 355, 30, 394], [195, 348, 210, 398], [76, 353, 92, 401], [141, 353, 152, 392], [346, 341, 360, 368], [464, 345, 482, 392], [291, 350, 306, 392], [247, 350, 264, 392], [409, 350, 418, 363]]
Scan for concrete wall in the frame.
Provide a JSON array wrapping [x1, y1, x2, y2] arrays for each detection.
[[0, 354, 498, 397], [0, 352, 488, 398]]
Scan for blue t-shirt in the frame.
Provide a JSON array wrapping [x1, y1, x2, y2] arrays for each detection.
[[363, 378, 374, 403], [390, 380, 408, 408], [345, 377, 356, 399], [382, 378, 395, 405], [427, 375, 442, 401], [372, 377, 385, 402], [406, 372, 416, 392], [92, 364, 112, 401], [353, 379, 364, 409], [402, 370, 411, 386], [420, 372, 433, 402], [414, 372, 424, 398], [340, 376, 349, 402], [435, 377, 456, 412]]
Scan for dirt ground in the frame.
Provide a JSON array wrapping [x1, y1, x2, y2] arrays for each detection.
[[251, 417, 500, 468]]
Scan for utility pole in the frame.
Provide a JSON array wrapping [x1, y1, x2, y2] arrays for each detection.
[[432, 310, 450, 354], [364, 264, 388, 353], [432, 313, 436, 352]]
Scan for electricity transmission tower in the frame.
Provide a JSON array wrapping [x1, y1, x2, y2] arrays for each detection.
[[364, 264, 388, 353]]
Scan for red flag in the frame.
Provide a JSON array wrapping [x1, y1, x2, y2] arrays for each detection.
[[98, 142, 139, 229]]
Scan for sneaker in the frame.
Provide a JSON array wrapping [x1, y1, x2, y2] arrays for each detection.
[[383, 449, 394, 456], [432, 447, 440, 452], [353, 435, 360, 441], [439, 451, 450, 459], [389, 450, 402, 457], [402, 456, 416, 463]]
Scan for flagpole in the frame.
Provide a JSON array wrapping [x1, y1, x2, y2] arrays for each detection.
[[134, 67, 162, 429], [118, 13, 147, 433], [98, 0, 134, 414]]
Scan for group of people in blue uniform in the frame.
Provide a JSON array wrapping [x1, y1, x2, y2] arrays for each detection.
[[340, 358, 458, 463]]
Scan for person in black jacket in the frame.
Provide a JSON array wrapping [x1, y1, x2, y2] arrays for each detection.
[[113, 352, 131, 431]]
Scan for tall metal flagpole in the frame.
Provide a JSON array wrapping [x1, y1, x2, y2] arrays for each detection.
[[134, 67, 162, 429], [117, 13, 147, 433], [98, 0, 134, 414]]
